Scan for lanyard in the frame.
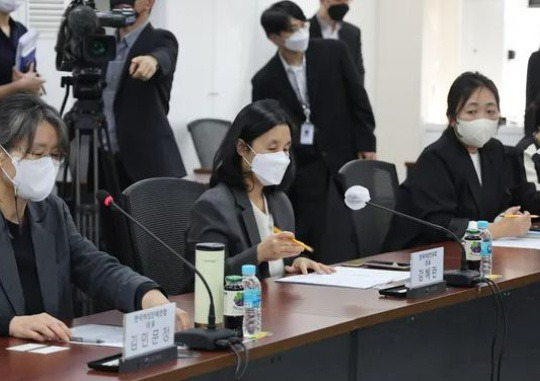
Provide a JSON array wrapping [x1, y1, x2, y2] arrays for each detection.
[[288, 67, 312, 122]]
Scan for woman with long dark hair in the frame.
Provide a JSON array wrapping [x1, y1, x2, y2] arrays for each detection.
[[187, 99, 333, 277]]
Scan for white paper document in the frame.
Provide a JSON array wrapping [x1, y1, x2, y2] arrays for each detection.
[[276, 266, 410, 289], [70, 324, 123, 348], [492, 232, 540, 250]]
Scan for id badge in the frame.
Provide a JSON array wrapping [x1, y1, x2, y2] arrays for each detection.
[[300, 121, 315, 145]]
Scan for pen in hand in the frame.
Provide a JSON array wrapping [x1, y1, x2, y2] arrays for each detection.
[[499, 214, 539, 219], [273, 226, 314, 253]]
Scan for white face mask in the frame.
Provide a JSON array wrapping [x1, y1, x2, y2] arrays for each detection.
[[284, 27, 310, 53], [243, 145, 291, 186], [455, 118, 498, 148], [0, 0, 24, 13], [1, 147, 60, 202]]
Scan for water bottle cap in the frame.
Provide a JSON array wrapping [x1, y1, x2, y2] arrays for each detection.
[[242, 264, 256, 276], [477, 220, 489, 229], [467, 220, 478, 230]]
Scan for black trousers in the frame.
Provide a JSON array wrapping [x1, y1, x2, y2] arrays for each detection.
[[289, 158, 358, 265]]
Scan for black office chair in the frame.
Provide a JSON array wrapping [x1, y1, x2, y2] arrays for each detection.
[[188, 119, 231, 170], [122, 177, 207, 295], [338, 160, 399, 257]]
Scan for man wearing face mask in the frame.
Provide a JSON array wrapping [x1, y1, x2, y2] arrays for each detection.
[[252, 1, 376, 264], [0, 93, 191, 341], [102, 0, 185, 192], [310, 0, 366, 86], [0, 0, 45, 99]]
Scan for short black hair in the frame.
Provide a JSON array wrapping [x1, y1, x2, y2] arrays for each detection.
[[0, 93, 69, 157], [261, 1, 306, 36], [211, 99, 296, 192], [446, 71, 500, 122]]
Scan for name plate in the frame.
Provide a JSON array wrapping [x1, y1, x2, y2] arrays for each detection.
[[409, 247, 444, 289], [123, 303, 176, 360]]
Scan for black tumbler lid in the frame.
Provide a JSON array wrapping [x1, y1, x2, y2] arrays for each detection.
[[196, 242, 225, 251]]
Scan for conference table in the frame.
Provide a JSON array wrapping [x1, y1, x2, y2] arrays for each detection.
[[2, 242, 540, 380]]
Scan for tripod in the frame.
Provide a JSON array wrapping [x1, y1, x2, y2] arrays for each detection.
[[59, 70, 120, 248]]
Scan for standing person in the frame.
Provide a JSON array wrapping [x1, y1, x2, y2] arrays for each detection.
[[103, 0, 185, 191], [0, 93, 190, 340], [310, 0, 366, 86], [525, 49, 540, 137], [0, 0, 45, 99], [384, 72, 540, 252], [187, 99, 333, 278], [252, 1, 376, 264]]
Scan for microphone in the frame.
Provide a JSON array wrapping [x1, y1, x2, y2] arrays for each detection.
[[68, 5, 99, 38], [96, 190, 236, 350], [344, 186, 480, 287]]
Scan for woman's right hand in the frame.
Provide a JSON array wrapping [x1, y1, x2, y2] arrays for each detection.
[[9, 313, 71, 342], [490, 207, 531, 239], [257, 231, 304, 262]]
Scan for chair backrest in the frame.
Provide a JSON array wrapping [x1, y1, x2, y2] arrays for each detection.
[[338, 160, 399, 257], [188, 119, 231, 169], [122, 178, 207, 295]]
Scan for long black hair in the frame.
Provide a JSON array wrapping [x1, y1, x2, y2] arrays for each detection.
[[210, 99, 296, 191]]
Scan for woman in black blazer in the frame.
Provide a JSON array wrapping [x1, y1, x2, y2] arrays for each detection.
[[0, 94, 189, 341], [187, 100, 333, 278], [385, 72, 540, 251]]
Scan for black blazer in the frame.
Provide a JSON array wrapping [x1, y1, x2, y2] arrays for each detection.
[[384, 128, 540, 251], [187, 183, 297, 278], [309, 16, 365, 85], [0, 195, 155, 323], [113, 23, 186, 182], [525, 51, 540, 136], [251, 39, 376, 174]]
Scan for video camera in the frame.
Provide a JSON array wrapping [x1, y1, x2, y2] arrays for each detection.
[[55, 0, 136, 99]]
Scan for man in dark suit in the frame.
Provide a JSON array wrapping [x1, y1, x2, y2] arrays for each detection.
[[309, 0, 365, 85], [252, 1, 376, 264], [103, 0, 185, 191]]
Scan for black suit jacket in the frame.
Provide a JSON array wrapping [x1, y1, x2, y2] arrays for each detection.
[[0, 195, 156, 324], [113, 23, 186, 182], [525, 51, 540, 136], [187, 183, 297, 278], [309, 16, 365, 85], [251, 39, 376, 175], [384, 128, 540, 251]]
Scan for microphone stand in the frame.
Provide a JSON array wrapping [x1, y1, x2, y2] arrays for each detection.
[[98, 191, 236, 350], [365, 201, 480, 287]]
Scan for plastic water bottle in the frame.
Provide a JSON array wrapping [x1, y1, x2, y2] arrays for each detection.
[[477, 220, 493, 278], [242, 264, 261, 337]]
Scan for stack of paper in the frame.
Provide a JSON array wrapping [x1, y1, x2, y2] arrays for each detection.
[[70, 324, 123, 347], [276, 266, 410, 289], [492, 232, 540, 250]]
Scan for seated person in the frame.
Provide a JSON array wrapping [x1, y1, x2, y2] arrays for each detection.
[[187, 99, 334, 278], [384, 72, 540, 251], [515, 130, 540, 192], [0, 93, 189, 341]]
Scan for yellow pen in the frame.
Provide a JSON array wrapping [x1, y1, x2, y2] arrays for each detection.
[[500, 214, 539, 219], [273, 226, 314, 253]]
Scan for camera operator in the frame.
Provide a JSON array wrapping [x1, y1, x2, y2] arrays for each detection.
[[0, 0, 45, 99], [103, 0, 185, 190]]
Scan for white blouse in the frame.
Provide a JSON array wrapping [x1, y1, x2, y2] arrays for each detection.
[[250, 196, 285, 277]]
